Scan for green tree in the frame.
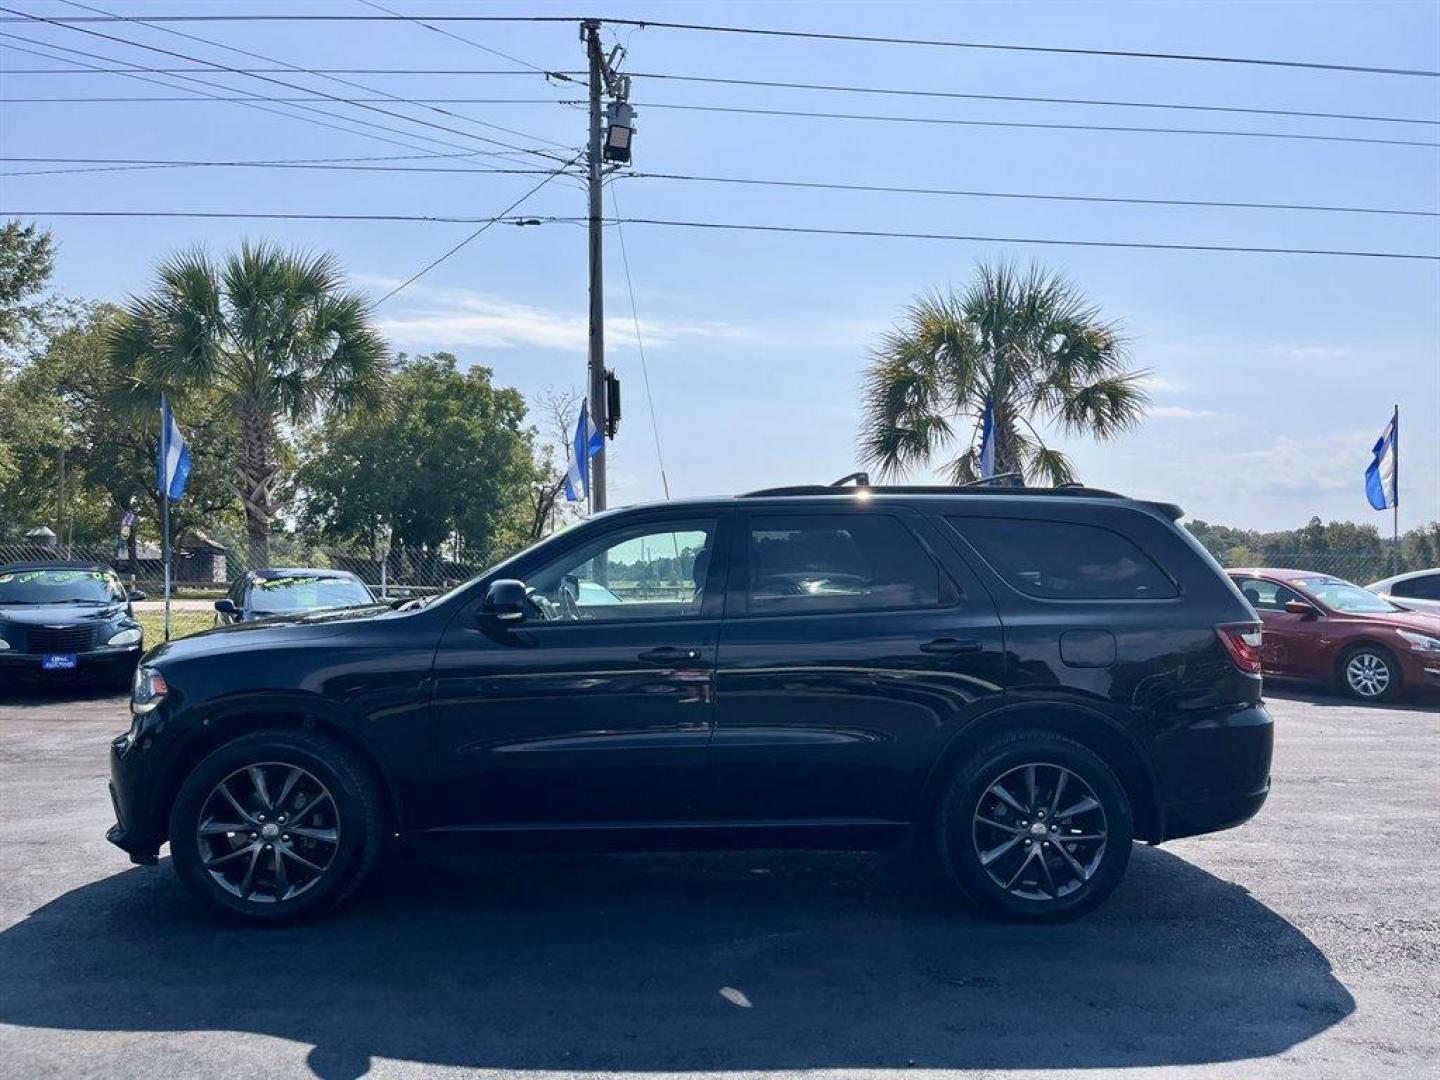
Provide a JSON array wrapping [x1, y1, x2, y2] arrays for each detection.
[[108, 242, 387, 561], [0, 219, 66, 371], [860, 260, 1148, 484], [298, 353, 544, 569]]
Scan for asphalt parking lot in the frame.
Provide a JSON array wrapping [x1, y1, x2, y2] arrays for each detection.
[[0, 686, 1436, 1080]]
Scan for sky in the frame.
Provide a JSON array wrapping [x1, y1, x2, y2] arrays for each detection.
[[1, 0, 1437, 533]]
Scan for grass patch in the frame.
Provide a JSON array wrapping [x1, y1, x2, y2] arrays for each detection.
[[137, 609, 216, 644]]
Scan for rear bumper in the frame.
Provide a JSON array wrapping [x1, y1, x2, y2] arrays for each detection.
[[1149, 702, 1273, 842]]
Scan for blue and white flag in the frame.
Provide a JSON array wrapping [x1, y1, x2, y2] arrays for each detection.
[[564, 398, 603, 503], [1365, 408, 1398, 511], [157, 394, 193, 502], [978, 397, 997, 480]]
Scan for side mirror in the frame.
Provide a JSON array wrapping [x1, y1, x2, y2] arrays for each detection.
[[482, 579, 528, 623], [214, 599, 237, 616], [127, 588, 147, 602], [1283, 600, 1318, 618]]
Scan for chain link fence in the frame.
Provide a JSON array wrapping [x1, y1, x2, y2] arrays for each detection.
[[1212, 550, 1418, 585], [0, 538, 486, 599]]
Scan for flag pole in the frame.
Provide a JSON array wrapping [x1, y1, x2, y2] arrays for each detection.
[[1393, 404, 1400, 573], [162, 488, 172, 642]]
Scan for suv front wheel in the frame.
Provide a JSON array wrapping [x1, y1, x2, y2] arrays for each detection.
[[938, 731, 1133, 922], [169, 728, 384, 923]]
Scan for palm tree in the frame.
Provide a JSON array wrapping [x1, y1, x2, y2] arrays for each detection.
[[110, 242, 387, 562], [860, 260, 1148, 485]]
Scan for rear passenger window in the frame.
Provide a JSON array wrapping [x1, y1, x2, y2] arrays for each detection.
[[951, 517, 1177, 600], [746, 514, 950, 615], [1393, 574, 1440, 600]]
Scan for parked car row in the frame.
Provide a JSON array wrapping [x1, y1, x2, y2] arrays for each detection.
[[0, 561, 381, 690]]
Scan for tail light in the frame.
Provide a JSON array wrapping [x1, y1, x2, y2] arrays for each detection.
[[1215, 623, 1263, 674]]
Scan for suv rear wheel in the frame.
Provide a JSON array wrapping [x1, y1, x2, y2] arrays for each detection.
[[938, 731, 1133, 922], [169, 728, 384, 923]]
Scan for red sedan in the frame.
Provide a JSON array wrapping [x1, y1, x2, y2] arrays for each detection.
[[1228, 568, 1440, 702]]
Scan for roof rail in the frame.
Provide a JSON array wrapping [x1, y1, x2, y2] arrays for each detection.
[[738, 482, 1129, 500]]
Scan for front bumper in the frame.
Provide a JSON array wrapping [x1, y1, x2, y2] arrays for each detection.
[[0, 645, 140, 683], [1397, 651, 1440, 693], [1149, 702, 1274, 842], [107, 721, 165, 865]]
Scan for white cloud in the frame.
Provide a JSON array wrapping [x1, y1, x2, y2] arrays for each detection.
[[373, 286, 743, 352], [1265, 344, 1347, 360], [1168, 433, 1372, 499], [1142, 373, 1185, 394], [1150, 405, 1223, 419]]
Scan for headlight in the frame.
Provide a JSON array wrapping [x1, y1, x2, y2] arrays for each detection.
[[131, 666, 169, 715], [107, 627, 142, 647], [1396, 629, 1440, 652], [0, 636, 9, 650]]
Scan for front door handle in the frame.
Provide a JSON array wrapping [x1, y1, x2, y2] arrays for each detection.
[[921, 637, 984, 655], [638, 646, 704, 664]]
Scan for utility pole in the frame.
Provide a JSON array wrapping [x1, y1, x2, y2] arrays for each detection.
[[581, 19, 636, 513], [584, 20, 608, 512]]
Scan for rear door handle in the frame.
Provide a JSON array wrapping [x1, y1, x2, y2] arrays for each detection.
[[920, 637, 984, 655], [638, 646, 704, 664]]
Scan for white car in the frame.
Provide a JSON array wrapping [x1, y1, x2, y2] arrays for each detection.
[[1367, 568, 1440, 614]]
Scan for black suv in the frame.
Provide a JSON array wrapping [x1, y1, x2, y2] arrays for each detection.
[[108, 483, 1272, 923]]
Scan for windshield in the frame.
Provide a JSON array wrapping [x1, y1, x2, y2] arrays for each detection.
[[249, 575, 373, 614], [0, 568, 125, 605], [1295, 576, 1400, 614]]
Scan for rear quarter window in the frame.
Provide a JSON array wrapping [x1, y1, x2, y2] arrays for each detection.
[[948, 516, 1178, 600]]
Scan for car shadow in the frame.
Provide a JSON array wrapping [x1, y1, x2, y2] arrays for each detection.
[[1263, 680, 1435, 712], [0, 682, 126, 706], [0, 846, 1352, 1078]]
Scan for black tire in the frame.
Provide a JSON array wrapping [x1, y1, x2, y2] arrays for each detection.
[[169, 728, 384, 923], [1336, 644, 1402, 702], [936, 730, 1133, 923]]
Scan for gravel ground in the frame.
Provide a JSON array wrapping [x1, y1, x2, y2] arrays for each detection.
[[0, 684, 1435, 1080]]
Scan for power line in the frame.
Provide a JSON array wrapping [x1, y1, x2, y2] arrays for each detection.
[[625, 72, 1440, 128], [0, 33, 559, 166], [54, 0, 575, 155], [621, 171, 1439, 219], [630, 101, 1440, 149], [375, 153, 584, 305], [4, 154, 1429, 219], [8, 58, 1431, 126], [608, 184, 670, 499], [16, 92, 1436, 148], [13, 209, 1436, 260], [5, 210, 579, 224], [355, 0, 582, 86], [4, 12, 1432, 78], [594, 17, 1440, 79], [0, 95, 568, 103], [0, 5, 577, 165], [609, 217, 1440, 261], [14, 91, 1433, 148], [0, 154, 563, 178], [0, 66, 578, 75]]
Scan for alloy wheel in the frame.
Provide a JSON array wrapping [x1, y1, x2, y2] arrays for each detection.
[[971, 762, 1108, 902], [1344, 652, 1391, 698], [196, 762, 341, 903]]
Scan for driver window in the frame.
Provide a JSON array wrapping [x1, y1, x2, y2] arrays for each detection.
[[1238, 578, 1303, 612], [527, 520, 717, 622]]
